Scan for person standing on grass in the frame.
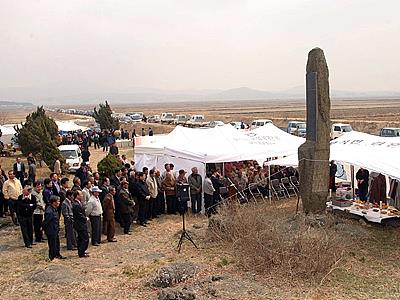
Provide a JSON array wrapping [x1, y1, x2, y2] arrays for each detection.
[[61, 190, 77, 250], [32, 181, 46, 243], [72, 190, 89, 258], [163, 172, 177, 214], [119, 180, 135, 234], [42, 196, 66, 260], [53, 159, 61, 176], [102, 186, 117, 242], [203, 172, 215, 217], [3, 170, 23, 225], [86, 186, 103, 246], [13, 157, 25, 184], [188, 167, 202, 214], [17, 185, 37, 248], [0, 166, 8, 218], [42, 178, 53, 208]]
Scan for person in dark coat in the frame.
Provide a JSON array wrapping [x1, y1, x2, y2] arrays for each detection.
[[118, 181, 135, 234], [13, 157, 25, 184], [136, 172, 150, 226], [329, 161, 337, 193], [42, 178, 53, 208], [72, 190, 89, 257], [75, 163, 89, 188], [81, 148, 91, 164], [61, 190, 77, 250], [42, 196, 66, 260], [17, 185, 37, 248], [356, 168, 370, 201]]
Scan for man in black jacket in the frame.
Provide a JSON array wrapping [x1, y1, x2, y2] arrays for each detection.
[[136, 172, 150, 227], [13, 157, 25, 184], [72, 190, 89, 257], [17, 185, 37, 248], [118, 181, 135, 234], [42, 196, 66, 260]]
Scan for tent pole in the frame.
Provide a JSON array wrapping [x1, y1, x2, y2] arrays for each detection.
[[268, 164, 272, 203], [222, 162, 225, 177], [351, 165, 355, 199]]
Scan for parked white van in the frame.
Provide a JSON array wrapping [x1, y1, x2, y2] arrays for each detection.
[[58, 144, 82, 172], [331, 123, 353, 139], [250, 119, 272, 130]]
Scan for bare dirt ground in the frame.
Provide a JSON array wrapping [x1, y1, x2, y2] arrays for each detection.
[[1, 99, 400, 299]]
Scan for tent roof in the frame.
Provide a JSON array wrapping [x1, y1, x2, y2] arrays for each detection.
[[0, 125, 16, 136], [267, 131, 400, 180], [135, 124, 304, 164], [56, 121, 89, 132]]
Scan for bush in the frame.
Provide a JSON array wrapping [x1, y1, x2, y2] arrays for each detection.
[[209, 201, 348, 284], [97, 154, 123, 178], [14, 106, 65, 170], [93, 101, 119, 130]]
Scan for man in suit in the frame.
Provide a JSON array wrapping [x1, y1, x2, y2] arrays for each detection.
[[42, 196, 66, 260], [61, 190, 77, 250], [17, 185, 37, 248], [13, 157, 25, 184], [136, 172, 150, 226], [118, 181, 135, 234], [72, 190, 89, 257]]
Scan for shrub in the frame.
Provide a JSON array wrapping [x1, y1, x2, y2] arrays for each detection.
[[97, 154, 123, 178], [209, 201, 348, 284]]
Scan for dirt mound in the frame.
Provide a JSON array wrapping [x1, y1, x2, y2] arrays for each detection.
[[150, 262, 198, 288]]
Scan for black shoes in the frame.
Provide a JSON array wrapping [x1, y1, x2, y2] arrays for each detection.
[[55, 255, 67, 260]]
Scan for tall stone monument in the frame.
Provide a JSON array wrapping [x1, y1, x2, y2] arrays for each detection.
[[298, 48, 331, 214]]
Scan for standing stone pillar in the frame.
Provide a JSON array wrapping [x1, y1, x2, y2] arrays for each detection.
[[298, 48, 331, 214]]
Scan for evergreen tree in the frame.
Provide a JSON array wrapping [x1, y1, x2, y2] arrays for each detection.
[[97, 154, 123, 178], [93, 101, 120, 130], [14, 106, 65, 170]]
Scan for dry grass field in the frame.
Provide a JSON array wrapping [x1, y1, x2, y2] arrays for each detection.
[[1, 98, 400, 299]]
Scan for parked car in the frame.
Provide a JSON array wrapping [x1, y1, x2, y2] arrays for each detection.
[[379, 127, 400, 137], [127, 112, 144, 122], [186, 115, 207, 127], [208, 121, 225, 128], [287, 121, 307, 137], [58, 144, 82, 173], [147, 115, 161, 123], [230, 122, 248, 130], [331, 123, 353, 139], [160, 112, 175, 124], [250, 119, 272, 130], [174, 115, 189, 125], [120, 116, 133, 124]]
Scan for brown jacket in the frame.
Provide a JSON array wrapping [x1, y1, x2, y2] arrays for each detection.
[[162, 173, 176, 196], [102, 193, 115, 221]]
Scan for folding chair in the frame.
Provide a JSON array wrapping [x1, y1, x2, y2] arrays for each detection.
[[290, 176, 300, 192], [271, 179, 289, 200], [281, 177, 297, 196]]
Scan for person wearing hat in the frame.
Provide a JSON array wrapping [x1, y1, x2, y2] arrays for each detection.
[[43, 196, 66, 260], [86, 186, 103, 246], [17, 185, 37, 248]]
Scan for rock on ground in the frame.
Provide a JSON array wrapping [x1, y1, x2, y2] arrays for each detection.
[[28, 265, 77, 284], [151, 262, 197, 288]]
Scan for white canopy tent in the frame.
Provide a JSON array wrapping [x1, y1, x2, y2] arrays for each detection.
[[135, 124, 305, 174], [56, 121, 89, 132], [0, 124, 17, 144], [266, 131, 400, 181]]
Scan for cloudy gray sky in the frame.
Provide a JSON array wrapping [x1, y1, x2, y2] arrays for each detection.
[[0, 0, 399, 96]]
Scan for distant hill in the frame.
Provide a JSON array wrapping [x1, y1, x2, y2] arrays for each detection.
[[1, 83, 400, 105], [0, 100, 34, 107]]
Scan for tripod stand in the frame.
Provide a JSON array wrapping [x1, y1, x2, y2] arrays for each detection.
[[177, 208, 198, 253]]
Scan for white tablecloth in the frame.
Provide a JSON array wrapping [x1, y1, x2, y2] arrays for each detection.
[[326, 201, 400, 223]]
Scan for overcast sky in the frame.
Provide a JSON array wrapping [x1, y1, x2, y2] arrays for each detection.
[[0, 0, 399, 93]]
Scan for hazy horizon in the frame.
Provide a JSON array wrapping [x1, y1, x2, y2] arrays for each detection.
[[1, 0, 399, 102]]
